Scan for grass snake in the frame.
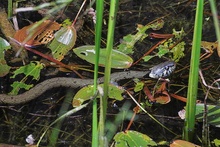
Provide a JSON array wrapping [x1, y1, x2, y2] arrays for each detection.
[[0, 61, 176, 105]]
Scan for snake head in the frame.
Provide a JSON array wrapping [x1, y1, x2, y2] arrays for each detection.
[[149, 61, 176, 79]]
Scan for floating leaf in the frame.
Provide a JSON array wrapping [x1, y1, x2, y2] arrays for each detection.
[[114, 130, 157, 147], [14, 20, 61, 47], [48, 26, 76, 61], [0, 37, 11, 77], [170, 140, 201, 147], [72, 84, 124, 107], [73, 45, 133, 69]]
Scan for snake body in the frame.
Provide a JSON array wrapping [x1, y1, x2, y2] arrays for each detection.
[[0, 71, 149, 104], [0, 61, 176, 105]]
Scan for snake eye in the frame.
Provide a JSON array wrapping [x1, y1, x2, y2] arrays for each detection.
[[149, 61, 176, 79]]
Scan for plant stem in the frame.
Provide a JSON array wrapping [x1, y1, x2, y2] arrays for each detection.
[[7, 0, 13, 18], [71, 0, 87, 27], [183, 0, 203, 141], [99, 0, 118, 146], [92, 0, 104, 147], [209, 0, 220, 56]]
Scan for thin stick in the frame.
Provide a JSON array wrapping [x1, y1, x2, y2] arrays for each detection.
[[72, 0, 87, 27]]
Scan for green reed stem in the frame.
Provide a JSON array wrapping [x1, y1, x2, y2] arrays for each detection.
[[183, 0, 203, 141], [92, 0, 104, 147], [99, 0, 118, 146], [209, 0, 220, 56], [7, 0, 13, 18]]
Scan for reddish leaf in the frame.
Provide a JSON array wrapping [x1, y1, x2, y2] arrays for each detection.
[[154, 90, 171, 104], [154, 81, 170, 104], [14, 20, 61, 47]]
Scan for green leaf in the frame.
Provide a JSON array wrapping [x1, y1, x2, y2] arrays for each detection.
[[48, 26, 76, 61], [172, 28, 186, 40], [117, 20, 164, 55], [149, 19, 165, 30], [72, 84, 124, 107], [0, 37, 11, 77], [11, 61, 44, 80], [170, 41, 185, 62], [157, 47, 169, 58], [114, 130, 157, 147], [117, 25, 149, 54], [134, 79, 144, 92], [10, 61, 44, 95], [73, 45, 133, 69], [62, 19, 72, 27], [143, 55, 154, 62], [195, 104, 220, 126], [9, 81, 33, 95], [213, 139, 220, 146]]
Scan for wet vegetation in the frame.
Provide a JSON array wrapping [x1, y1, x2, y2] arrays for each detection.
[[0, 0, 220, 146]]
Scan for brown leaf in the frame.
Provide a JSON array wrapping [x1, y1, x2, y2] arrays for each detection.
[[170, 140, 201, 147], [14, 20, 61, 47], [154, 90, 171, 104]]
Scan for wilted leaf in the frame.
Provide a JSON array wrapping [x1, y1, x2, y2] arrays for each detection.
[[170, 140, 201, 147], [154, 82, 170, 104], [0, 37, 11, 77], [73, 45, 133, 69], [72, 84, 124, 107], [114, 130, 157, 147], [14, 20, 60, 47], [154, 91, 171, 104], [201, 41, 218, 51], [48, 26, 76, 61]]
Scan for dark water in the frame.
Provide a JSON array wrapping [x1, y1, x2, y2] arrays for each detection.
[[0, 0, 220, 146]]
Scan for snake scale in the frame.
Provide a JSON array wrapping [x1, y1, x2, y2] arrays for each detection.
[[0, 61, 176, 105]]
